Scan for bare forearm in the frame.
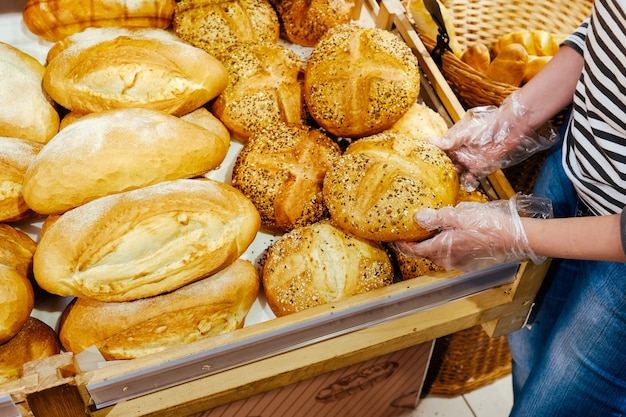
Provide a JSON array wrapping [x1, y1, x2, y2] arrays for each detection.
[[522, 215, 626, 262]]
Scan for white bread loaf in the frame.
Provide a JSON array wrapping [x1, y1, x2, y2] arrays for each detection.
[[59, 259, 259, 360], [23, 0, 176, 43], [23, 107, 230, 215], [0, 42, 60, 144], [43, 27, 228, 116], [33, 179, 261, 302], [0, 137, 42, 222]]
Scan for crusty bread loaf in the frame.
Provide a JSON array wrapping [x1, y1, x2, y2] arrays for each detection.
[[59, 259, 259, 360], [23, 107, 230, 215], [0, 137, 42, 222], [0, 224, 37, 344], [384, 102, 449, 141], [23, 0, 176, 43], [274, 0, 356, 47], [0, 317, 61, 383], [323, 132, 459, 242], [486, 43, 528, 87], [33, 178, 261, 302], [304, 24, 420, 138], [0, 42, 60, 144], [43, 27, 228, 116], [211, 41, 307, 142], [262, 220, 394, 316], [173, 0, 280, 57], [232, 121, 342, 233]]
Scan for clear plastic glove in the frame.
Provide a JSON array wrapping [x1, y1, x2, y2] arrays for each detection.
[[430, 90, 559, 190], [393, 194, 553, 273]]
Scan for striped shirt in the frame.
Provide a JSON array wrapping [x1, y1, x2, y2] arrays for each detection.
[[561, 0, 626, 216]]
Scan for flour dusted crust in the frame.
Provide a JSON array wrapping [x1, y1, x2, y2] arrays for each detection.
[[262, 220, 394, 317], [173, 0, 280, 57], [0, 42, 60, 144], [43, 27, 228, 116], [323, 132, 459, 242], [211, 41, 307, 142], [59, 259, 259, 360], [304, 24, 420, 138], [0, 137, 42, 222], [232, 121, 342, 233], [33, 179, 261, 302], [23, 0, 177, 42]]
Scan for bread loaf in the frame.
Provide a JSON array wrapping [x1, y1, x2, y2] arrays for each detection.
[[0, 137, 42, 222], [23, 0, 176, 42], [304, 24, 420, 138], [0, 42, 59, 144], [232, 121, 342, 233], [262, 220, 394, 317], [486, 43, 528, 87], [43, 27, 228, 116], [460, 42, 491, 73], [23, 107, 230, 215], [384, 102, 449, 141], [59, 259, 259, 360], [33, 179, 261, 302], [0, 317, 61, 383], [323, 132, 459, 242]]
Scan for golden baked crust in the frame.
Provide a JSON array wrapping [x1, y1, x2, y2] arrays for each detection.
[[232, 121, 342, 233], [173, 0, 280, 57], [23, 107, 230, 215], [212, 41, 307, 142], [262, 220, 394, 316], [0, 137, 42, 222], [0, 317, 60, 383], [275, 0, 356, 47], [33, 179, 261, 302], [384, 102, 449, 141], [43, 27, 228, 116], [23, 0, 176, 42], [323, 132, 459, 242], [59, 259, 259, 360], [304, 24, 421, 138]]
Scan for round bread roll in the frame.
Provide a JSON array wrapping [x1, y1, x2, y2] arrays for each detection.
[[232, 121, 342, 233], [0, 317, 61, 383], [274, 0, 356, 47], [23, 0, 176, 43], [0, 137, 43, 222], [0, 42, 60, 144], [173, 0, 280, 57], [304, 24, 420, 138], [0, 224, 37, 345], [43, 27, 228, 116], [384, 102, 449, 141], [23, 107, 230, 215], [59, 259, 259, 360], [323, 132, 459, 242], [262, 220, 394, 317], [33, 178, 261, 302], [211, 41, 307, 142]]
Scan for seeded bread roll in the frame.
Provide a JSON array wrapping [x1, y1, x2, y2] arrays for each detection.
[[262, 220, 394, 317], [212, 41, 307, 142], [23, 107, 230, 215], [232, 121, 342, 233], [59, 259, 259, 360], [0, 42, 60, 144], [323, 132, 459, 242], [43, 27, 228, 116], [23, 0, 176, 43], [304, 24, 420, 138], [173, 0, 280, 57], [33, 179, 261, 302]]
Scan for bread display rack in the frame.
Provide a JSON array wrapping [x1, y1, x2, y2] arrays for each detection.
[[0, 0, 551, 415]]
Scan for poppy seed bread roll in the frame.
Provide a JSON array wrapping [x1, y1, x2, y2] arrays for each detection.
[[33, 179, 261, 302]]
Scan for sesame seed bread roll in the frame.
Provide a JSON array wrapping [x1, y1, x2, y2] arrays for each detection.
[[262, 220, 394, 317], [33, 179, 261, 302], [304, 24, 421, 138], [59, 259, 259, 360], [23, 107, 231, 215], [43, 27, 228, 116], [323, 132, 459, 242], [23, 0, 176, 43]]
